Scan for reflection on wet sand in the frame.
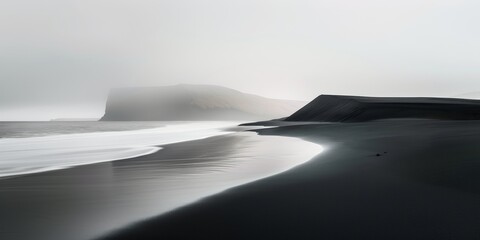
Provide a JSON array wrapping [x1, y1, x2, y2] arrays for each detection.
[[0, 132, 322, 240]]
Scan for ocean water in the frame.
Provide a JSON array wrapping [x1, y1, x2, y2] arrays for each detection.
[[0, 121, 169, 138], [0, 121, 238, 178]]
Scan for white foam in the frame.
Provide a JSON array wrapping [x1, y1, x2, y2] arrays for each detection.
[[0, 121, 239, 178]]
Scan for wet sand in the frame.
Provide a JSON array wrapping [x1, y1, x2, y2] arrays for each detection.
[[99, 120, 480, 240], [0, 131, 321, 240]]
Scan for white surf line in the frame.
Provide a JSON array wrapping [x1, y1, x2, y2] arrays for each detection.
[[0, 121, 241, 178]]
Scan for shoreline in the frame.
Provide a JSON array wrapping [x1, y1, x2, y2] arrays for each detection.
[[0, 130, 321, 240], [0, 121, 239, 178]]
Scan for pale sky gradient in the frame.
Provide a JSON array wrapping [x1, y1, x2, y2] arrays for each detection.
[[1, 0, 480, 120]]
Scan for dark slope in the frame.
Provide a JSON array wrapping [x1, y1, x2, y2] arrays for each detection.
[[101, 84, 305, 121], [285, 95, 480, 122]]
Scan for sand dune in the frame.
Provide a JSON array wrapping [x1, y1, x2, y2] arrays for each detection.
[[285, 95, 480, 122]]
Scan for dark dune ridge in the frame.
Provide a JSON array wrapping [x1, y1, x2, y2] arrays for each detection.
[[101, 84, 305, 121], [98, 120, 480, 240], [285, 95, 480, 122]]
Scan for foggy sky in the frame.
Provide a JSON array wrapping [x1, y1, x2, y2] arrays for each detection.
[[1, 0, 480, 120]]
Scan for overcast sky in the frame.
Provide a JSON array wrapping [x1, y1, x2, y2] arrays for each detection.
[[1, 0, 480, 120]]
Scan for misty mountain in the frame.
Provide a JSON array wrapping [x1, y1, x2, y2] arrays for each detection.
[[50, 118, 99, 121], [453, 92, 480, 99], [101, 84, 306, 121], [285, 95, 480, 122]]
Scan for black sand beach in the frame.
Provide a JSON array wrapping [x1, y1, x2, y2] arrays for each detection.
[[99, 120, 480, 240]]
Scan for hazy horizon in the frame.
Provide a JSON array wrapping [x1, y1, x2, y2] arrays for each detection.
[[1, 0, 480, 120]]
